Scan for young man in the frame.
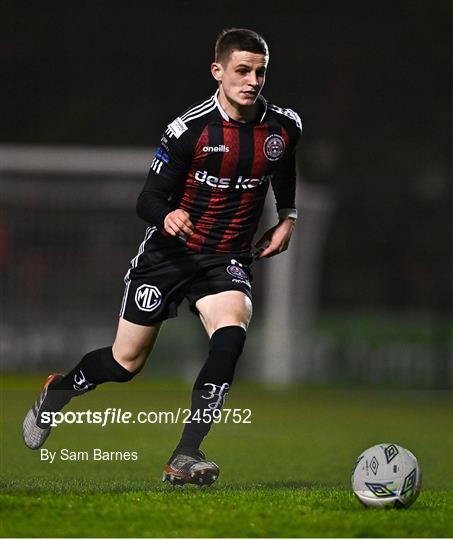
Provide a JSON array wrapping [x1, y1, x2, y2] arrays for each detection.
[[23, 28, 302, 486]]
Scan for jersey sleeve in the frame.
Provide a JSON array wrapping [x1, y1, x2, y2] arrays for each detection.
[[136, 119, 194, 227], [271, 114, 302, 219], [271, 151, 297, 217]]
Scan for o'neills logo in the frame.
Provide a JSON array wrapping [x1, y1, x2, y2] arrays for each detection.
[[202, 145, 230, 153]]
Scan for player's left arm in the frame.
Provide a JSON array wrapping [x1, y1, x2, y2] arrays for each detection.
[[254, 217, 296, 259], [255, 147, 298, 259]]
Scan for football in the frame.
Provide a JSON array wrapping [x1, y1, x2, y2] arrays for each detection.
[[352, 443, 422, 508]]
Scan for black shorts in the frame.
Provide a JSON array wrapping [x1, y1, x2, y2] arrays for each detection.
[[119, 227, 253, 326]]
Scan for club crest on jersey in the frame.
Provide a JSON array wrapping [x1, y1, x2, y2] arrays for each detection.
[[263, 134, 285, 161], [135, 284, 162, 312]]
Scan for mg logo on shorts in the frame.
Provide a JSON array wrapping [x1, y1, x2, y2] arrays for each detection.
[[135, 284, 162, 312]]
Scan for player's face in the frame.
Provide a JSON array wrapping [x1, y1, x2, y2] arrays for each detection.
[[212, 50, 268, 111]]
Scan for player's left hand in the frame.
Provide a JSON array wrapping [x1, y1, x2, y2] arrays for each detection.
[[254, 218, 296, 259]]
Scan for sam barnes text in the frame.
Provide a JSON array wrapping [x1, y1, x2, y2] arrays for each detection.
[[40, 448, 138, 463]]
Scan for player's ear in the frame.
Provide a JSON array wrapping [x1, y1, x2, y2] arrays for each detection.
[[211, 62, 223, 82]]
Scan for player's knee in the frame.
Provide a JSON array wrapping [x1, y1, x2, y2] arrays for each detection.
[[112, 347, 149, 376], [206, 304, 253, 337]]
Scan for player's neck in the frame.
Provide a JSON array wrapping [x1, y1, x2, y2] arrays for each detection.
[[217, 90, 260, 123]]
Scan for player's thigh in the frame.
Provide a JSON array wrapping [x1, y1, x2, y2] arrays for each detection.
[[112, 317, 162, 371], [196, 290, 253, 338]]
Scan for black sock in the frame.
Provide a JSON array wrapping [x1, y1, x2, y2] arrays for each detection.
[[173, 326, 246, 458], [38, 347, 136, 426]]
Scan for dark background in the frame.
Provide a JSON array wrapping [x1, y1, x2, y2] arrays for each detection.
[[3, 0, 451, 313]]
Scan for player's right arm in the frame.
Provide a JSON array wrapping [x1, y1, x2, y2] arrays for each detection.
[[136, 123, 194, 238]]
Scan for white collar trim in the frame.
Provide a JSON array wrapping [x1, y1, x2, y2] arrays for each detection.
[[214, 89, 230, 121], [214, 89, 268, 123]]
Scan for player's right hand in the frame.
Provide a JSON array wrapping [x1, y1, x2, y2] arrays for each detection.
[[164, 209, 194, 239]]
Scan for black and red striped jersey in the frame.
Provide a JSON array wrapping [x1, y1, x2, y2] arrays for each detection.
[[138, 89, 302, 254]]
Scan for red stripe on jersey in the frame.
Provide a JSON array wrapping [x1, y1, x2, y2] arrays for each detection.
[[251, 124, 271, 178], [219, 123, 240, 178], [186, 121, 241, 251], [221, 124, 271, 252]]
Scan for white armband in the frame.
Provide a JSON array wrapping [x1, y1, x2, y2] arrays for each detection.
[[278, 208, 298, 220]]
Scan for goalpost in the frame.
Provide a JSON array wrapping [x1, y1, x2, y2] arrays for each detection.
[[258, 181, 332, 382]]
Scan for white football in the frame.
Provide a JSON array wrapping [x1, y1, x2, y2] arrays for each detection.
[[352, 443, 422, 508]]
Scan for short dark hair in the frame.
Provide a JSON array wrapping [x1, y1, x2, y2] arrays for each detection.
[[215, 28, 269, 64]]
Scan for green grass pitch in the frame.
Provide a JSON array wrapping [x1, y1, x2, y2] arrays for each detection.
[[1, 374, 452, 537]]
